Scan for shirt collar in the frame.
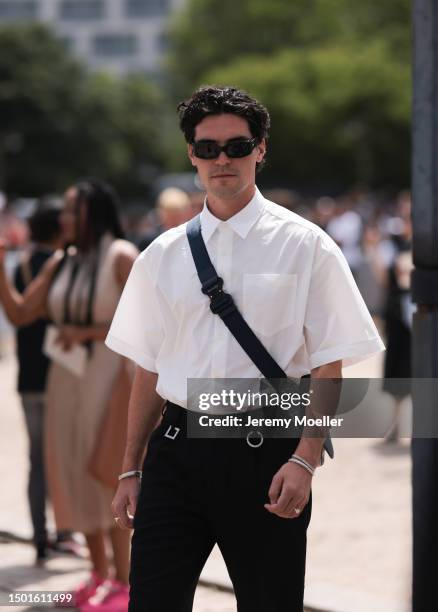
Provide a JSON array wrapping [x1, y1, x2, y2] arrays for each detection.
[[200, 187, 265, 243]]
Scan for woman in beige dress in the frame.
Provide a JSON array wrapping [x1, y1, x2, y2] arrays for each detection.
[[0, 179, 139, 610]]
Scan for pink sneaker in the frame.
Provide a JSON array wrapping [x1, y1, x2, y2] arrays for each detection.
[[79, 579, 129, 612], [59, 571, 104, 608]]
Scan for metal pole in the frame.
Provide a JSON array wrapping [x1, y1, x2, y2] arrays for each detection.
[[412, 1, 438, 610]]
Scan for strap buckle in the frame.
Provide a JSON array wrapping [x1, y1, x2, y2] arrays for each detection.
[[202, 276, 236, 317], [210, 291, 236, 316], [164, 425, 180, 440], [201, 276, 224, 297]]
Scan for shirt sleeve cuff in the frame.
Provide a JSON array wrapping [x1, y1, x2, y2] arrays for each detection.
[[309, 336, 385, 370], [105, 334, 158, 373]]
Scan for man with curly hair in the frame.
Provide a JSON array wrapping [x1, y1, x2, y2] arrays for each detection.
[[107, 86, 384, 611]]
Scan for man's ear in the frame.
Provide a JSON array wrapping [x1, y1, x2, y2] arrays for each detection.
[[256, 138, 267, 164], [188, 143, 197, 167]]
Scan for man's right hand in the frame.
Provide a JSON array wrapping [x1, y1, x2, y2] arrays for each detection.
[[111, 477, 141, 530]]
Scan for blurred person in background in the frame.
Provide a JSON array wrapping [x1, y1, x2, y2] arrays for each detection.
[[137, 186, 190, 251], [354, 222, 389, 323], [0, 207, 28, 248], [311, 196, 336, 231], [382, 191, 413, 443], [0, 179, 138, 611], [11, 197, 69, 564], [326, 196, 363, 277]]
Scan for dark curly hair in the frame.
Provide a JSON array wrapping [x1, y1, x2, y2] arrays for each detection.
[[74, 178, 124, 250], [178, 86, 270, 171], [28, 196, 62, 243]]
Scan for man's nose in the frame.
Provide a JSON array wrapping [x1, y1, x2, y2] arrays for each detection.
[[215, 151, 230, 165]]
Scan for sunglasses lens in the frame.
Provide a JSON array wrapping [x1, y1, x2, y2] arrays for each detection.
[[193, 139, 257, 159], [193, 141, 221, 159], [226, 140, 255, 158]]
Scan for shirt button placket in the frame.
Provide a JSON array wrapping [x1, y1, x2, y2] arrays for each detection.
[[210, 223, 234, 379]]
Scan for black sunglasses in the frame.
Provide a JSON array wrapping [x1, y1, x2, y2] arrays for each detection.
[[192, 138, 258, 160]]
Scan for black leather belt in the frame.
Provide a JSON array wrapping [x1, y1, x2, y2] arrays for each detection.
[[162, 401, 265, 447]]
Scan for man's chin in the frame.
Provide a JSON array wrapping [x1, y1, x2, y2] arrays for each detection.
[[208, 182, 242, 200], [212, 190, 239, 200]]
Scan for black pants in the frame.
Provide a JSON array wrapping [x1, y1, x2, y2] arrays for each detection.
[[130, 403, 311, 612]]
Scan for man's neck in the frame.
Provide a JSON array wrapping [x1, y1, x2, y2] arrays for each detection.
[[206, 185, 256, 221]]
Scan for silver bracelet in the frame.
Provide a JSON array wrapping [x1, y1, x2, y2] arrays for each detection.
[[118, 470, 142, 481], [292, 454, 317, 472], [288, 455, 315, 476]]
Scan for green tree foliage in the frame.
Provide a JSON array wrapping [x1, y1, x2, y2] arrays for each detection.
[[206, 43, 410, 188], [168, 0, 311, 93], [0, 24, 164, 197], [80, 73, 165, 197], [169, 0, 410, 94], [167, 0, 411, 189]]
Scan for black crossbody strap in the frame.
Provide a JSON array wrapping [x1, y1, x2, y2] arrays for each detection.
[[186, 214, 334, 459]]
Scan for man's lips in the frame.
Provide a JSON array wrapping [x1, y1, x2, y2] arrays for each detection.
[[210, 173, 237, 178]]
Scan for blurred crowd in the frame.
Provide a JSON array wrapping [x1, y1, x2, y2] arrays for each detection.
[[1, 185, 413, 321], [0, 181, 412, 611], [0, 185, 413, 324]]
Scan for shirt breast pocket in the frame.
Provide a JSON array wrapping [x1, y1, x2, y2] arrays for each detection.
[[243, 274, 297, 337]]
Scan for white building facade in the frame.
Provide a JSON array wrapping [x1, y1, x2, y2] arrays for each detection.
[[0, 0, 185, 74]]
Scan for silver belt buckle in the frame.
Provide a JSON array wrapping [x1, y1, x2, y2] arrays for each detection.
[[164, 425, 180, 440], [246, 430, 263, 448]]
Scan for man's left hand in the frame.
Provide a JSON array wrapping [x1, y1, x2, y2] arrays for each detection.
[[264, 462, 312, 519]]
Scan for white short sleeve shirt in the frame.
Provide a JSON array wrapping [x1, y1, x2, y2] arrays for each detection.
[[106, 188, 384, 407]]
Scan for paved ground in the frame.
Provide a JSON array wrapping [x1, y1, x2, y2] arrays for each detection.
[[0, 345, 412, 612]]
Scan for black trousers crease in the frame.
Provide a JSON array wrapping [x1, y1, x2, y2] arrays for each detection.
[[129, 403, 311, 612]]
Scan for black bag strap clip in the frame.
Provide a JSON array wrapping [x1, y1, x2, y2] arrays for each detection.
[[201, 275, 237, 317], [201, 275, 222, 295]]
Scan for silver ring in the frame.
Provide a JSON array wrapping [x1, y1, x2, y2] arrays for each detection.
[[294, 507, 301, 515], [246, 430, 263, 448]]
